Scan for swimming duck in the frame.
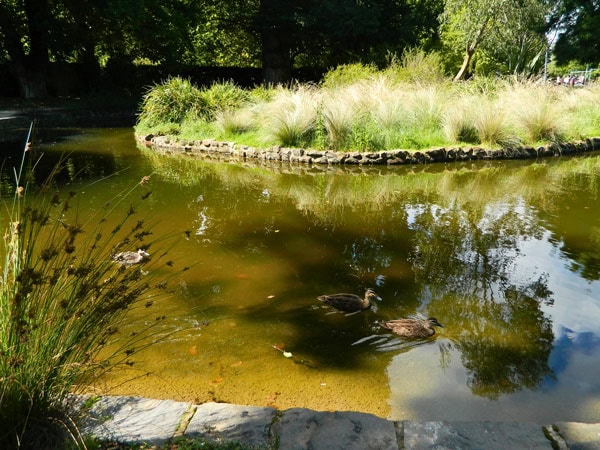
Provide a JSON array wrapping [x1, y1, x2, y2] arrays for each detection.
[[113, 249, 150, 266], [380, 317, 443, 338], [317, 288, 381, 313]]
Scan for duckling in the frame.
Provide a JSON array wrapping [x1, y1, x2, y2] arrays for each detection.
[[113, 249, 150, 266], [380, 317, 443, 338], [317, 288, 381, 313]]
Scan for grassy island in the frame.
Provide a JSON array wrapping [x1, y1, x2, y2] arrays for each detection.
[[135, 55, 600, 154]]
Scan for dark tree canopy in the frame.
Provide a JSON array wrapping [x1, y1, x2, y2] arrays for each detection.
[[0, 0, 594, 98], [551, 0, 600, 65]]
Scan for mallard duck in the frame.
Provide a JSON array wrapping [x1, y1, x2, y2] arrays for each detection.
[[380, 317, 443, 338], [317, 288, 381, 313], [113, 249, 150, 266]]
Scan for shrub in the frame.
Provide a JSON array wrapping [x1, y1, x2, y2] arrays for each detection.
[[137, 77, 206, 128], [0, 141, 180, 449], [200, 81, 250, 121], [321, 63, 378, 89], [384, 48, 447, 85]]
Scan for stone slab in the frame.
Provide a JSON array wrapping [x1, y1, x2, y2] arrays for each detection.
[[185, 402, 276, 448], [272, 407, 399, 450], [82, 395, 191, 445], [554, 422, 600, 450], [403, 421, 552, 450]]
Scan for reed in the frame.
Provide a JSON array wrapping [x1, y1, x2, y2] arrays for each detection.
[[261, 86, 318, 147], [0, 134, 181, 449], [504, 83, 564, 143]]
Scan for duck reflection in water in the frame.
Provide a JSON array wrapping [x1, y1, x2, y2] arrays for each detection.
[[317, 288, 382, 315]]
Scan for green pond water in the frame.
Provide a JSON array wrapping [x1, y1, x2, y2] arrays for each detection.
[[2, 127, 600, 422]]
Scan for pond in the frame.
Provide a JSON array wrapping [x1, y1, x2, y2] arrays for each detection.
[[2, 127, 600, 423]]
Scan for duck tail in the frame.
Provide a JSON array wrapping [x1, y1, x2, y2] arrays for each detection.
[[379, 321, 392, 329]]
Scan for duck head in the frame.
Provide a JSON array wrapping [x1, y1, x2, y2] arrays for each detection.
[[427, 317, 444, 328], [365, 288, 382, 302]]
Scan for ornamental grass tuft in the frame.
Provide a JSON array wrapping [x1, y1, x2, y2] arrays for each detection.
[[0, 128, 182, 449]]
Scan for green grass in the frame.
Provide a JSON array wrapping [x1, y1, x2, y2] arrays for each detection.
[[135, 65, 600, 152], [0, 137, 182, 449]]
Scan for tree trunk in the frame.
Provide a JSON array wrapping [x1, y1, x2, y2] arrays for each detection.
[[12, 64, 49, 99], [261, 31, 292, 85], [1, 0, 51, 98], [258, 0, 293, 85], [454, 47, 475, 82], [453, 17, 491, 82]]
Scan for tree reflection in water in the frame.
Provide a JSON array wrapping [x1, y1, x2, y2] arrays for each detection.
[[408, 199, 555, 399]]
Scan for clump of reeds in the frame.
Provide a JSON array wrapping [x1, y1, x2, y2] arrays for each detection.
[[262, 85, 319, 147], [504, 83, 564, 143], [0, 135, 181, 449]]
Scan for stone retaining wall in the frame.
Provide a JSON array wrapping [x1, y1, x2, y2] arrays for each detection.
[[80, 395, 600, 449], [138, 133, 600, 166]]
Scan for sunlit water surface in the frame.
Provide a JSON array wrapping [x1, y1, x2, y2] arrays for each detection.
[[2, 128, 600, 422]]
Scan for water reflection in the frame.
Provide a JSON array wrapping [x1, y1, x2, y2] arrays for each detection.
[[2, 128, 600, 422], [137, 144, 600, 419]]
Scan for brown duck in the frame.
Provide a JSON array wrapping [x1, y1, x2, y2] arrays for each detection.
[[317, 288, 381, 313], [380, 317, 444, 338]]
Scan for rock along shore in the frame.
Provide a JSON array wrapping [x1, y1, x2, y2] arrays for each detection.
[[138, 133, 600, 167], [80, 395, 600, 449]]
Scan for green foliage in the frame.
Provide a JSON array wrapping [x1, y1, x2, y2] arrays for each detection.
[[321, 63, 378, 88], [202, 81, 250, 120], [138, 77, 207, 128], [384, 48, 447, 84], [552, 0, 600, 65], [440, 0, 550, 79], [137, 78, 250, 133], [0, 145, 179, 449]]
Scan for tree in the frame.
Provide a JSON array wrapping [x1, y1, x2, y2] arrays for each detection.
[[441, 0, 550, 80], [551, 0, 600, 65], [0, 0, 52, 98], [0, 0, 202, 98], [253, 0, 442, 84]]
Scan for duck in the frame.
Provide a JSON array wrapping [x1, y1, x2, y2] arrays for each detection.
[[380, 317, 443, 338], [113, 249, 150, 266], [317, 288, 381, 313]]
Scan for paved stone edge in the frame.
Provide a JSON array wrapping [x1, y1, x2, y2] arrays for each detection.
[[137, 133, 600, 167], [78, 395, 599, 449]]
